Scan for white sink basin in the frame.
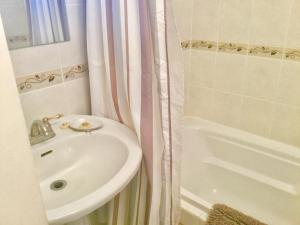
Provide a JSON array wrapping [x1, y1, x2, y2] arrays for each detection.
[[32, 115, 142, 225]]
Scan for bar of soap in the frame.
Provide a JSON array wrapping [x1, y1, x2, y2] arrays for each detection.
[[79, 122, 91, 129]]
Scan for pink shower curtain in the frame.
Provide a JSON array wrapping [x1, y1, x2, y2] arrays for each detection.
[[86, 0, 183, 224]]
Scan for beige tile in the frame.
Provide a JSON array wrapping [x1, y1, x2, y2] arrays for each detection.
[[182, 50, 191, 83], [64, 77, 91, 115], [185, 86, 213, 119], [212, 91, 243, 127], [9, 43, 61, 76], [173, 0, 193, 41], [249, 0, 293, 47], [183, 50, 191, 106], [239, 97, 274, 137], [19, 84, 69, 130], [277, 61, 300, 107], [183, 49, 191, 111], [243, 57, 281, 101], [192, 0, 221, 41], [213, 53, 246, 94], [219, 0, 252, 43], [285, 1, 300, 49], [57, 2, 87, 67], [270, 104, 300, 147], [189, 50, 216, 88]]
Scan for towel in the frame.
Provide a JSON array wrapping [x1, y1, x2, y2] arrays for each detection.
[[206, 204, 268, 225]]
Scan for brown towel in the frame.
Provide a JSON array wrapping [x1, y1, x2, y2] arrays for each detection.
[[206, 204, 268, 225]]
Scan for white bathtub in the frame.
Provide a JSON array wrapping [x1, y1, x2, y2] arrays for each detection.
[[181, 117, 300, 225]]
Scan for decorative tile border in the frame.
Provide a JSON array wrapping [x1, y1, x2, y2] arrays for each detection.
[[17, 69, 63, 93], [248, 45, 283, 59], [63, 64, 89, 82], [181, 40, 217, 51], [182, 40, 300, 62], [16, 63, 89, 94], [285, 49, 300, 61], [218, 42, 248, 55]]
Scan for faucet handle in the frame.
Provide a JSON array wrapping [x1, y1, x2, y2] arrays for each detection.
[[43, 113, 64, 122]]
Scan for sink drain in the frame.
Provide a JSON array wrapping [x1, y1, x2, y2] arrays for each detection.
[[50, 180, 67, 191]]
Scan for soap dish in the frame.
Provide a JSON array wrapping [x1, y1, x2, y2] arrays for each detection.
[[69, 118, 103, 132]]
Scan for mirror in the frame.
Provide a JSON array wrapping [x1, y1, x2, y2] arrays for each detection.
[[0, 0, 70, 50]]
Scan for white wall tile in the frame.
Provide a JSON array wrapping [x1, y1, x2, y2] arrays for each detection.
[[243, 57, 281, 101], [20, 84, 70, 130], [219, 0, 252, 43], [185, 86, 213, 119], [277, 60, 300, 107], [10, 44, 61, 76], [213, 53, 246, 94], [249, 0, 293, 47], [285, 1, 300, 49], [212, 91, 242, 127], [192, 0, 221, 41], [239, 97, 274, 137], [190, 50, 216, 88], [178, 0, 300, 147], [271, 104, 300, 147], [172, 0, 193, 41], [64, 77, 91, 115], [58, 1, 87, 68]]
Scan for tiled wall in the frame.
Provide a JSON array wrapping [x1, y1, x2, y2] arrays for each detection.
[[173, 0, 300, 147], [9, 0, 91, 129]]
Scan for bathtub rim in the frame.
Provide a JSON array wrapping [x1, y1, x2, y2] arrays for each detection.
[[183, 116, 300, 160], [181, 187, 210, 224], [181, 116, 300, 225]]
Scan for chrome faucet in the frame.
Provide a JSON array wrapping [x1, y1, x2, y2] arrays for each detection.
[[29, 114, 63, 145]]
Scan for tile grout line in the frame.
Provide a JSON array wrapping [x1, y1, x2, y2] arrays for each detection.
[[238, 0, 254, 131], [268, 0, 296, 140], [186, 84, 300, 111], [56, 44, 72, 115], [184, 0, 195, 112], [210, 0, 224, 120]]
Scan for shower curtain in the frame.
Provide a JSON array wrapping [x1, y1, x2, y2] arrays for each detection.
[[26, 0, 69, 45], [85, 0, 183, 224]]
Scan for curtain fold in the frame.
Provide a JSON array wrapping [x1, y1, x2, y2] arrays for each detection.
[[84, 0, 184, 224], [26, 0, 69, 45]]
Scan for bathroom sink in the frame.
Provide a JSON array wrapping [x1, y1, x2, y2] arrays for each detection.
[[32, 115, 142, 225]]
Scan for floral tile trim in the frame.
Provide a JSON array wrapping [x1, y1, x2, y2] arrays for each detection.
[[17, 69, 63, 93], [63, 64, 89, 81], [285, 49, 300, 61], [248, 45, 283, 59], [181, 40, 300, 61], [181, 40, 191, 49], [17, 63, 89, 94], [190, 40, 218, 51], [181, 40, 218, 51], [218, 42, 247, 54]]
